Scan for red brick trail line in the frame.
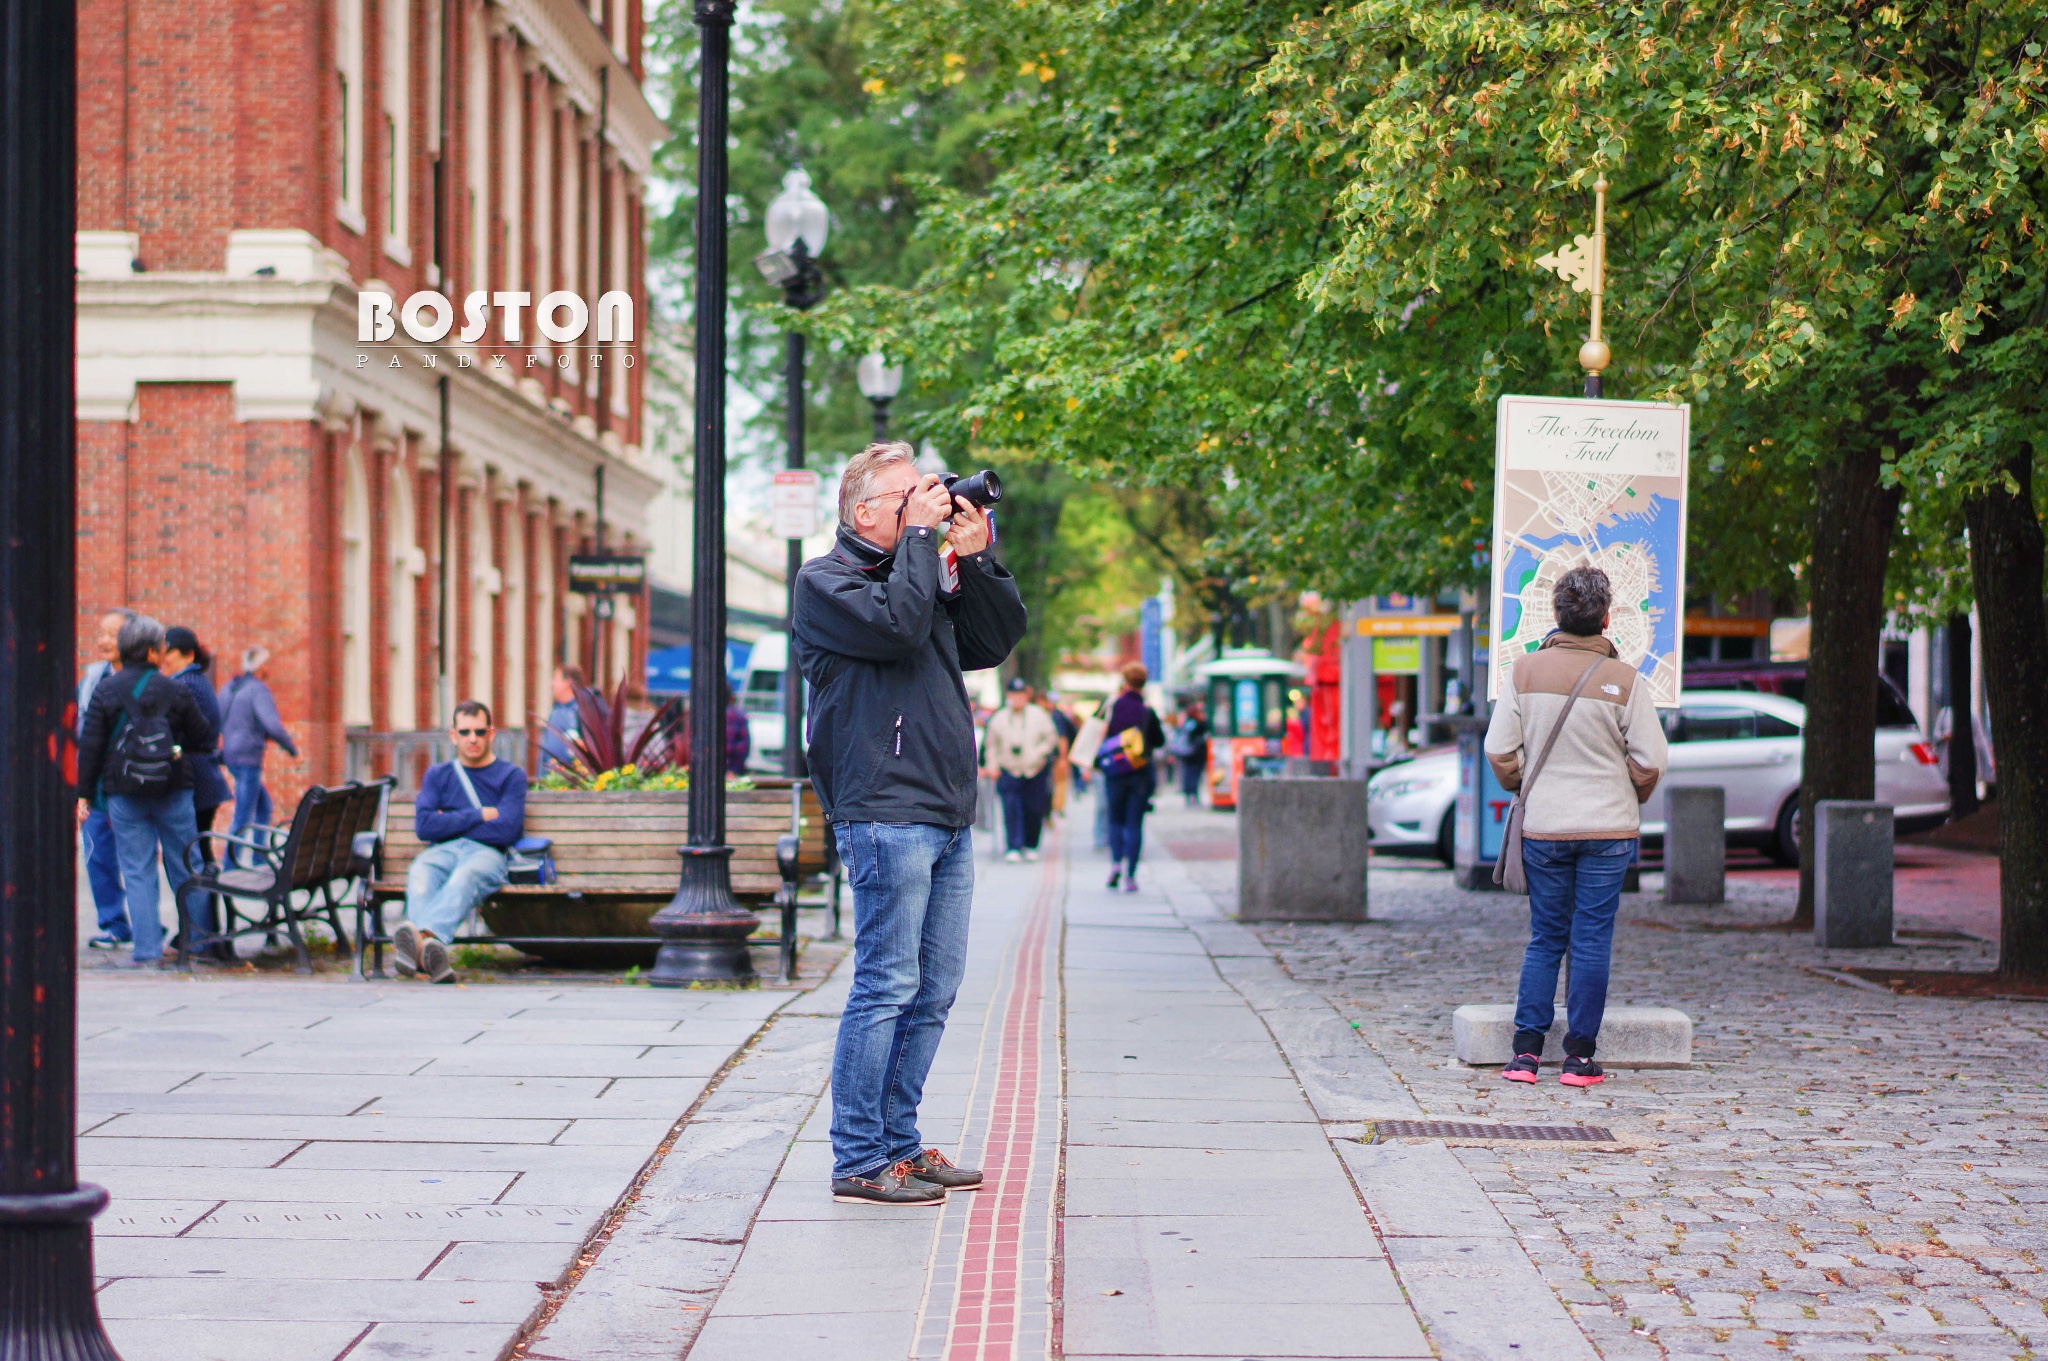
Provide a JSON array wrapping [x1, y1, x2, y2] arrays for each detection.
[[943, 845, 1063, 1361]]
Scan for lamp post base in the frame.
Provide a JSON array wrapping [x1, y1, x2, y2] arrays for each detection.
[[647, 845, 759, 986], [0, 1187, 123, 1360]]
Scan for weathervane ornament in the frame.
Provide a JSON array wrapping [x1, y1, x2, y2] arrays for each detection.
[[1535, 176, 1610, 397]]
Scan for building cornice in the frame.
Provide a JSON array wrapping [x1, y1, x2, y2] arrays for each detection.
[[504, 0, 667, 178]]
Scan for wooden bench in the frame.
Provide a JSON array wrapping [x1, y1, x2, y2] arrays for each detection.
[[362, 781, 833, 974]]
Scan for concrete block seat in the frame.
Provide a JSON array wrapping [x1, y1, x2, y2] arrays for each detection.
[[365, 784, 833, 968], [1452, 1003, 1693, 1067]]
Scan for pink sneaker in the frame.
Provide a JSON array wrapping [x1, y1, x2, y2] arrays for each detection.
[[1560, 1055, 1605, 1087], [1501, 1053, 1540, 1083]]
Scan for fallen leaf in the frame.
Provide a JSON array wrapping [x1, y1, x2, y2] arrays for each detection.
[[1102, 1288, 1123, 1296]]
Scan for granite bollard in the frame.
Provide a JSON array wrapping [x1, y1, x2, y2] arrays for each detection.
[[1237, 776, 1369, 922], [1665, 785, 1726, 905], [1814, 800, 1894, 948]]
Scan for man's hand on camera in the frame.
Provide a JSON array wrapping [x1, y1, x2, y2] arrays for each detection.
[[905, 474, 953, 530], [946, 505, 992, 555]]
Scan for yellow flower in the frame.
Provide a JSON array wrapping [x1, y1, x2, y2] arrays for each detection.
[[862, 77, 886, 95], [1171, 348, 1189, 363], [1065, 396, 1081, 411]]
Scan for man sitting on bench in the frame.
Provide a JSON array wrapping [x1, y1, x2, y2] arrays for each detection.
[[394, 700, 528, 983]]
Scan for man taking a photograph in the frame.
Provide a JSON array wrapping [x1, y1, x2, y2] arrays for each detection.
[[794, 441, 1028, 1206]]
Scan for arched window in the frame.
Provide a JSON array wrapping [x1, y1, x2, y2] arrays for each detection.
[[341, 441, 373, 726]]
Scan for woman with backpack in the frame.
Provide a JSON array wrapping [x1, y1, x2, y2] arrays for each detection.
[[1097, 662, 1166, 892], [75, 614, 219, 967]]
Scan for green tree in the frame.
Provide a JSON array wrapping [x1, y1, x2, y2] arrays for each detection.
[[1258, 0, 2048, 955]]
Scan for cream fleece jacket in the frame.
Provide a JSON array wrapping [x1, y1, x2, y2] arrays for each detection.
[[1484, 632, 1667, 840]]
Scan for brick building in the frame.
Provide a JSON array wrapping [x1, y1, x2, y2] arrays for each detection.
[[74, 0, 666, 799]]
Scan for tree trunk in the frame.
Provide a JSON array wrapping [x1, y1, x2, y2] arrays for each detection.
[[1963, 454, 2048, 983], [1794, 443, 1902, 926]]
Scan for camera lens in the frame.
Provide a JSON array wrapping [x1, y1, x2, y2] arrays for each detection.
[[946, 470, 1003, 507]]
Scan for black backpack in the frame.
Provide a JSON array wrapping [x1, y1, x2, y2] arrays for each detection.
[[104, 675, 179, 798]]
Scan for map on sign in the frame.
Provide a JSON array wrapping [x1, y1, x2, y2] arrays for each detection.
[[1488, 396, 1690, 707]]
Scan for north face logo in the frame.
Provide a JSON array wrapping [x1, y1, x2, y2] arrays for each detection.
[[1600, 684, 1621, 695]]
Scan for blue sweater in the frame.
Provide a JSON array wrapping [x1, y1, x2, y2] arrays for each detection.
[[415, 760, 528, 848]]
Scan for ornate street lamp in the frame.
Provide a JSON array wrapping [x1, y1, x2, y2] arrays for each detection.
[[647, 0, 759, 986], [754, 168, 829, 780], [0, 0, 124, 1354], [856, 352, 904, 442]]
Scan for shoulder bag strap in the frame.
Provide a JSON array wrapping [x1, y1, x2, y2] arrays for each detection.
[[1518, 655, 1607, 804], [449, 762, 485, 812]]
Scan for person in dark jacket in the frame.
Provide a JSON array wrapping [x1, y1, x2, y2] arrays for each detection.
[[392, 700, 528, 984], [724, 681, 751, 773], [75, 614, 219, 967], [539, 664, 585, 772], [1099, 661, 1167, 891], [1172, 702, 1210, 806], [792, 441, 1027, 1207], [162, 627, 233, 960], [79, 608, 134, 949], [219, 646, 299, 865]]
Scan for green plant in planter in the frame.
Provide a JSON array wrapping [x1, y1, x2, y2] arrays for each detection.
[[542, 680, 685, 787]]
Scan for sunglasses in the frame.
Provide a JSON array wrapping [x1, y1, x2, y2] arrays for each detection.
[[453, 727, 490, 738]]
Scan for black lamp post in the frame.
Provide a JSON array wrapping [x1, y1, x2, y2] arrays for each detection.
[[857, 352, 904, 442], [0, 1, 124, 1355], [647, 0, 759, 986], [754, 169, 829, 781]]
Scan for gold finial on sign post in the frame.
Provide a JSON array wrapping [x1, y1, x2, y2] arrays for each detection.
[[1534, 175, 1611, 398]]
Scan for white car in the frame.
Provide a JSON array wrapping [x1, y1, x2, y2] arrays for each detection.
[[1365, 689, 1950, 866]]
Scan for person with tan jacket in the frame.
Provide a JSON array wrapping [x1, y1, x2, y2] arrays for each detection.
[[1484, 565, 1667, 1089], [982, 677, 1061, 861]]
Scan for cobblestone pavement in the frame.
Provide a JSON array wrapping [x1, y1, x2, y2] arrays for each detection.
[[1159, 805, 2048, 1361]]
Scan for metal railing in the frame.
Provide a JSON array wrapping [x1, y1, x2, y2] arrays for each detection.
[[344, 729, 533, 795]]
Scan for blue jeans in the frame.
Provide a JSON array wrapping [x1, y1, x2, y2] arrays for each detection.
[[106, 791, 209, 962], [82, 806, 130, 940], [1103, 770, 1153, 869], [996, 769, 1051, 852], [830, 822, 974, 1180], [227, 763, 272, 867], [404, 838, 509, 941], [1513, 837, 1636, 1058]]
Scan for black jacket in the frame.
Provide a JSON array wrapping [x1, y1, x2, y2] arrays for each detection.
[[77, 664, 217, 803], [793, 523, 1028, 826]]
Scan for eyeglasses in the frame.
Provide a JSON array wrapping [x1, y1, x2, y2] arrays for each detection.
[[454, 727, 490, 738], [859, 488, 915, 510]]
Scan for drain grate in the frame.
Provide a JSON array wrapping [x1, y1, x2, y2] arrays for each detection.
[[1371, 1120, 1615, 1143]]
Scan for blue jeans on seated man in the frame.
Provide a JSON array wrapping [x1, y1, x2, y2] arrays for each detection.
[[830, 821, 973, 1180], [1512, 837, 1636, 1058], [106, 790, 210, 963], [404, 837, 510, 942], [82, 806, 130, 942]]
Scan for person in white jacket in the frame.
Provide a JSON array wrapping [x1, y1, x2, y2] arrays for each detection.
[[1484, 566, 1667, 1089], [982, 678, 1060, 861]]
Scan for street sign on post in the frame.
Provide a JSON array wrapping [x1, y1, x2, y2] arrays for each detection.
[[770, 468, 820, 540], [567, 553, 646, 594]]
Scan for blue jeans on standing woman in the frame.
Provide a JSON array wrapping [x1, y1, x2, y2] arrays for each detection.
[[106, 790, 211, 963], [81, 806, 130, 942], [1102, 769, 1154, 871], [830, 822, 974, 1180], [1512, 837, 1635, 1058], [227, 762, 272, 866]]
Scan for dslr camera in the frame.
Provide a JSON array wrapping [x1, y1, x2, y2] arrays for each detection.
[[940, 469, 1003, 509]]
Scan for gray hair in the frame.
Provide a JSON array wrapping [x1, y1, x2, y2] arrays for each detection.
[[242, 646, 270, 672], [1552, 566, 1612, 637], [118, 614, 165, 666], [838, 441, 918, 525]]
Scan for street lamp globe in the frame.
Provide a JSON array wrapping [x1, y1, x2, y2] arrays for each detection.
[[765, 167, 830, 257], [857, 352, 903, 402]]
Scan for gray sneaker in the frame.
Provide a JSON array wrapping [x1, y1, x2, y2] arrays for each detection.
[[832, 1160, 946, 1206], [392, 921, 420, 977], [419, 936, 455, 984]]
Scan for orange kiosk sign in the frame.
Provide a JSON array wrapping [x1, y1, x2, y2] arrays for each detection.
[[1197, 650, 1305, 809]]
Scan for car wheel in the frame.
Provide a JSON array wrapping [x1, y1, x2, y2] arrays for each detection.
[[1436, 808, 1456, 867], [1769, 795, 1801, 867]]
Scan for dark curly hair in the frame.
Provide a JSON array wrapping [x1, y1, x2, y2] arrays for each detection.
[[1553, 566, 1612, 637]]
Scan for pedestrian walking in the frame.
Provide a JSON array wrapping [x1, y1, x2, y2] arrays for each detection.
[[725, 681, 751, 773], [75, 614, 219, 967], [79, 607, 134, 950], [1171, 702, 1210, 806], [982, 678, 1059, 861], [1483, 566, 1667, 1089], [162, 627, 233, 960], [1097, 662, 1166, 891], [219, 646, 298, 864], [1044, 690, 1076, 819], [793, 441, 1027, 1207], [539, 664, 586, 772]]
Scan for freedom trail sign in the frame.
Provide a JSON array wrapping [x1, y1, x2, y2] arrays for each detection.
[[1488, 395, 1691, 708]]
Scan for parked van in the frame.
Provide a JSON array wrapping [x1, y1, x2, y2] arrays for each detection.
[[739, 632, 789, 773]]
